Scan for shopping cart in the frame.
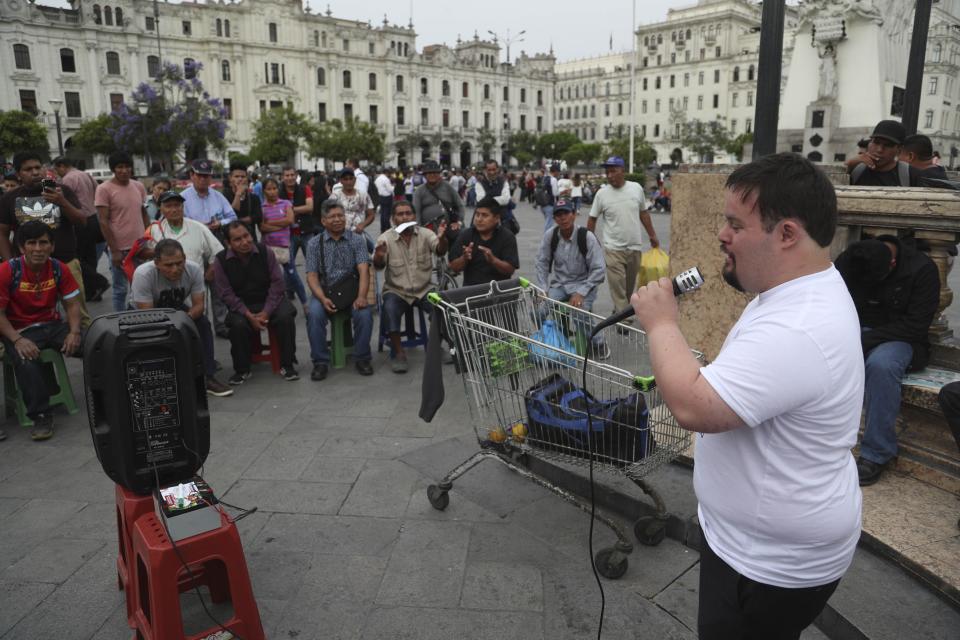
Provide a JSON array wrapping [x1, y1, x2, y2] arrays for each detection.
[[425, 278, 701, 579]]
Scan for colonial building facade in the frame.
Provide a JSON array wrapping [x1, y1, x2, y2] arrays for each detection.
[[0, 0, 555, 168]]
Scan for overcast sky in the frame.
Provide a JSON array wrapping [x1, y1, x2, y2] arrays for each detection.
[[312, 0, 698, 61]]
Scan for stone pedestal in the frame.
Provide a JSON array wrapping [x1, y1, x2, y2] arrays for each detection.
[[802, 101, 843, 163]]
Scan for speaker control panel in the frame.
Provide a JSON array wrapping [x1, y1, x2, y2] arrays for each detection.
[[126, 356, 181, 466]]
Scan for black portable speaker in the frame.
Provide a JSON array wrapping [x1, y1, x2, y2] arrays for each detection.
[[83, 309, 210, 494]]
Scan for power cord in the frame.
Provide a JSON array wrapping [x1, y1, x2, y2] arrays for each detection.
[[580, 331, 605, 640]]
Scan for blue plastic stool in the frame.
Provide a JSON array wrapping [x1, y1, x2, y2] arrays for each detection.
[[377, 301, 428, 358]]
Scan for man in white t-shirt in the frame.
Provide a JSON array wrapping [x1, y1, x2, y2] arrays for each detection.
[[629, 153, 863, 639], [587, 156, 659, 323]]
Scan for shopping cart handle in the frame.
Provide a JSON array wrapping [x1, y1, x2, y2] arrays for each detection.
[[633, 375, 657, 392]]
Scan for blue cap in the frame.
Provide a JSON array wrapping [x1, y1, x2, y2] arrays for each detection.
[[553, 197, 575, 213], [602, 156, 626, 168]]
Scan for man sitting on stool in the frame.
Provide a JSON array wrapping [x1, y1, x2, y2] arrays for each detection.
[[373, 199, 447, 373], [131, 238, 233, 397], [212, 221, 299, 383], [0, 220, 82, 441], [534, 197, 608, 359]]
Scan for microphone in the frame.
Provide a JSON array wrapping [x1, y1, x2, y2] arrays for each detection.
[[590, 267, 705, 336]]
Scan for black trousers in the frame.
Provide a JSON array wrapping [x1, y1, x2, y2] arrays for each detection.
[[698, 537, 840, 640], [224, 298, 297, 373], [1, 322, 70, 419]]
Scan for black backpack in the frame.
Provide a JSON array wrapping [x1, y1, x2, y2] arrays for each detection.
[[548, 226, 589, 271], [534, 176, 554, 206]]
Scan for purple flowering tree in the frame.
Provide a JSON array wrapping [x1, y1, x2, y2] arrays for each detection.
[[108, 60, 227, 171]]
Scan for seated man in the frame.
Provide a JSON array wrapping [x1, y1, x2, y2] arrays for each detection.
[[212, 221, 299, 383], [835, 237, 940, 485], [448, 197, 518, 287], [305, 200, 373, 381], [140, 191, 224, 269], [373, 200, 447, 373], [131, 238, 232, 397], [534, 197, 608, 358], [0, 220, 82, 441]]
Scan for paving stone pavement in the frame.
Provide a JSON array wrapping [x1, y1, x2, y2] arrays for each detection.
[[0, 204, 828, 638]]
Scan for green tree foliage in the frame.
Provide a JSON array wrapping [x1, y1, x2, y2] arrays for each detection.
[[249, 105, 312, 165], [476, 127, 497, 161], [308, 118, 385, 164], [506, 131, 538, 166], [679, 117, 733, 163], [724, 132, 754, 162], [0, 110, 49, 158], [227, 151, 255, 169], [393, 131, 425, 165], [562, 143, 604, 167], [71, 114, 117, 157], [536, 131, 580, 161], [606, 128, 657, 168]]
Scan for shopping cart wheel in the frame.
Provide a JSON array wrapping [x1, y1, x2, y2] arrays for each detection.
[[427, 485, 450, 511], [633, 516, 667, 546], [594, 547, 628, 580]]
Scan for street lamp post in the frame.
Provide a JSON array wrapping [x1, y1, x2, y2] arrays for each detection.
[[488, 29, 525, 165], [629, 0, 637, 174], [136, 100, 151, 175], [48, 99, 64, 157]]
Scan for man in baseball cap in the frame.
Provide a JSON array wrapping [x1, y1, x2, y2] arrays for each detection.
[[602, 156, 626, 168], [846, 120, 918, 187]]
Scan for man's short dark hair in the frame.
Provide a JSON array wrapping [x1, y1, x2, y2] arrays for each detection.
[[224, 220, 249, 240], [12, 151, 43, 172], [154, 238, 185, 260], [484, 158, 499, 168], [52, 156, 73, 167], [108, 151, 133, 171], [902, 134, 934, 161], [474, 197, 503, 216], [229, 160, 247, 173], [15, 220, 54, 248], [321, 200, 344, 217], [392, 200, 414, 216], [725, 152, 837, 248], [282, 165, 296, 174]]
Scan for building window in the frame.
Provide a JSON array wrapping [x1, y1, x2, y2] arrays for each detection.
[[369, 105, 378, 124], [685, 50, 691, 62], [342, 103, 352, 120], [321, 31, 326, 47], [185, 58, 197, 79], [713, 94, 719, 108], [462, 110, 469, 127], [17, 89, 36, 115], [670, 74, 675, 88], [368, 72, 377, 91], [442, 109, 450, 127], [642, 78, 648, 91], [521, 87, 528, 103], [928, 76, 939, 95], [697, 95, 703, 110], [714, 69, 720, 83], [421, 108, 429, 125], [55, 48, 76, 74], [932, 43, 942, 63], [503, 86, 509, 101], [216, 19, 222, 37], [104, 6, 113, 25], [520, 114, 526, 131], [698, 71, 704, 85], [343, 39, 350, 52], [655, 99, 660, 113], [924, 110, 934, 128], [730, 119, 737, 134], [13, 44, 30, 70], [106, 51, 121, 75], [182, 20, 191, 36], [715, 46, 721, 57], [396, 74, 404, 92], [655, 77, 661, 89], [116, 8, 124, 24], [442, 80, 450, 97], [269, 22, 277, 43], [606, 83, 610, 96], [109, 92, 123, 112], [64, 91, 82, 118], [268, 62, 282, 85], [147, 55, 160, 78], [604, 104, 610, 116], [317, 67, 326, 86], [682, 96, 688, 110], [221, 60, 231, 82], [700, 48, 705, 60], [745, 118, 752, 133], [462, 82, 469, 98], [396, 105, 404, 125], [483, 84, 491, 100], [537, 116, 543, 132], [368, 42, 375, 55], [642, 100, 647, 114], [746, 91, 753, 106], [732, 92, 738, 107], [748, 65, 755, 81], [146, 16, 155, 31], [683, 73, 689, 87], [654, 124, 660, 137], [657, 55, 662, 65], [93, 4, 101, 24], [481, 111, 489, 128], [421, 77, 428, 95], [222, 98, 233, 120], [643, 57, 648, 67], [343, 70, 352, 89]]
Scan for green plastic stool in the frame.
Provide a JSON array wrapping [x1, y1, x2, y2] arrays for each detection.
[[329, 310, 355, 369], [3, 348, 79, 428]]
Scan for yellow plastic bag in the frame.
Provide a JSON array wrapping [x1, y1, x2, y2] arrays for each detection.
[[639, 247, 670, 286]]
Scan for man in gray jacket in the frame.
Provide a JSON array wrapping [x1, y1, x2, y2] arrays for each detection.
[[413, 161, 464, 234]]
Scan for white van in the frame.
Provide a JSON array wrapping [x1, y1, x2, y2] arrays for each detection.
[[85, 168, 113, 184]]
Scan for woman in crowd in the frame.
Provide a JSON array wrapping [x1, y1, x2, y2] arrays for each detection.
[[145, 176, 172, 220], [259, 177, 307, 307]]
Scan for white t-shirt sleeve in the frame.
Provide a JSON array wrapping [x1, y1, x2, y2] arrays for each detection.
[[700, 322, 829, 428], [186, 261, 206, 296]]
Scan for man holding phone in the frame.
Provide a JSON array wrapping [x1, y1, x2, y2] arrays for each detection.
[[0, 151, 89, 326]]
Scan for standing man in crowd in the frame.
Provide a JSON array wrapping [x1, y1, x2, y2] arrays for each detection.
[[279, 165, 315, 266], [899, 134, 950, 183], [834, 237, 940, 485], [535, 197, 608, 358], [0, 151, 89, 325], [94, 151, 149, 312], [180, 159, 236, 336], [223, 162, 263, 240], [630, 153, 863, 639], [345, 159, 369, 195], [538, 164, 561, 230], [375, 168, 394, 233], [329, 168, 376, 237], [52, 156, 109, 304], [0, 221, 82, 441], [132, 238, 233, 396], [448, 198, 518, 287], [413, 161, 464, 233], [587, 156, 659, 327], [213, 221, 299, 384], [474, 159, 511, 206], [373, 199, 447, 373], [305, 201, 374, 381], [846, 120, 920, 187]]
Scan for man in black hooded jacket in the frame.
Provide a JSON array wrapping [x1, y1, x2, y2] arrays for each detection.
[[835, 236, 940, 485]]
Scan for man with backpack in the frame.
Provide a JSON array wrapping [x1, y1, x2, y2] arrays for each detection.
[[846, 120, 920, 187], [534, 197, 608, 358], [0, 220, 83, 441], [535, 164, 561, 231]]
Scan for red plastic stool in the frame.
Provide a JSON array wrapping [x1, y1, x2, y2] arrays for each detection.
[[131, 511, 265, 640], [250, 327, 281, 374], [115, 485, 154, 619]]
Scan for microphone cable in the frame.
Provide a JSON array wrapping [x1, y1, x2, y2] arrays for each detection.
[[579, 337, 606, 640]]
